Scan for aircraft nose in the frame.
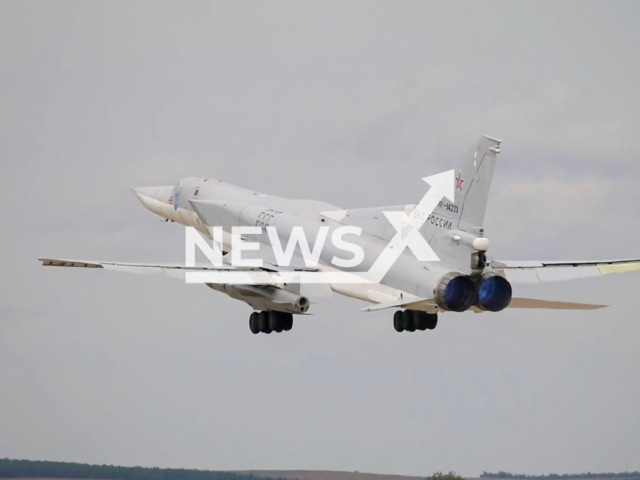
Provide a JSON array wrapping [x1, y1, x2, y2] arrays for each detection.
[[132, 185, 174, 203]]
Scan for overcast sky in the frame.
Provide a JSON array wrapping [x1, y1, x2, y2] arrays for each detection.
[[1, 0, 639, 477]]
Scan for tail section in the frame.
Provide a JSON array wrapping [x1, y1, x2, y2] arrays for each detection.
[[432, 135, 502, 232], [320, 135, 502, 243]]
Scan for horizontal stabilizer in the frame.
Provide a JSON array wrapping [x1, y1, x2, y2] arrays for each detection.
[[508, 298, 607, 310]]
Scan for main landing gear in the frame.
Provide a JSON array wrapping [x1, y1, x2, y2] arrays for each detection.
[[393, 310, 438, 332], [249, 311, 294, 334]]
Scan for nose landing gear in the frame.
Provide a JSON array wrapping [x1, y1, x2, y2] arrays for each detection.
[[249, 311, 294, 334], [393, 310, 438, 333]]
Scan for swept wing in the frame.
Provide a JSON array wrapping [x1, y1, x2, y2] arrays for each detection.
[[491, 258, 640, 283]]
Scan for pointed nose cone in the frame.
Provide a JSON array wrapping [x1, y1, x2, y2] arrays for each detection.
[[132, 186, 175, 219], [132, 185, 174, 202]]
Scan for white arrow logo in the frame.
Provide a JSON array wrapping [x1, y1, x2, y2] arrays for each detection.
[[365, 169, 454, 282]]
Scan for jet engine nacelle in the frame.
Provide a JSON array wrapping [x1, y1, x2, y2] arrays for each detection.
[[206, 283, 310, 314], [435, 272, 477, 312], [475, 273, 512, 312]]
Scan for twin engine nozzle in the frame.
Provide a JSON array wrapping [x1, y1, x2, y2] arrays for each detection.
[[435, 271, 512, 312]]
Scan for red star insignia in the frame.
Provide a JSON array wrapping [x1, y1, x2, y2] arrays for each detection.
[[455, 172, 465, 191]]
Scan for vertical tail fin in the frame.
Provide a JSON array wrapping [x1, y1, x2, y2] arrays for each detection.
[[433, 135, 502, 232], [319, 136, 502, 251]]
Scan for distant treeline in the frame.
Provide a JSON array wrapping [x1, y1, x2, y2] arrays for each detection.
[[0, 459, 282, 480], [481, 472, 640, 480]]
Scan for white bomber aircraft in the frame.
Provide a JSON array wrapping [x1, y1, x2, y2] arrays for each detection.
[[40, 136, 640, 334]]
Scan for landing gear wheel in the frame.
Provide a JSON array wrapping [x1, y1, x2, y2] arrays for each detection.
[[250, 311, 294, 334], [402, 310, 416, 332], [426, 313, 438, 330], [393, 310, 404, 332], [249, 312, 260, 334], [269, 311, 283, 333], [258, 311, 272, 334], [414, 312, 429, 331], [282, 313, 293, 331]]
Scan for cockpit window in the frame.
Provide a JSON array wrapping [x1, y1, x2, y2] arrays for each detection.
[[193, 187, 200, 197]]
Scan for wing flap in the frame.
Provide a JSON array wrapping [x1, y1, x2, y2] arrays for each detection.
[[39, 257, 240, 275], [40, 258, 103, 268]]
